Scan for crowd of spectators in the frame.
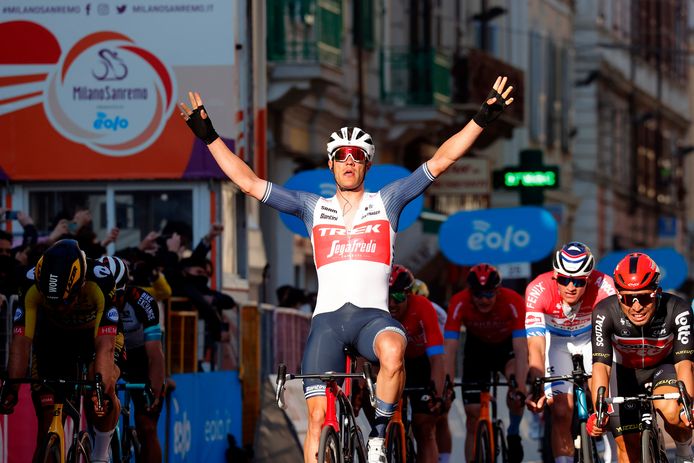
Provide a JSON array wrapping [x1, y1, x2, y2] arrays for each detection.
[[0, 207, 236, 372]]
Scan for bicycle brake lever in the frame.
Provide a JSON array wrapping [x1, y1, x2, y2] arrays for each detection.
[[94, 373, 105, 413], [363, 363, 377, 408], [677, 381, 693, 425], [596, 386, 607, 425], [276, 364, 287, 409]]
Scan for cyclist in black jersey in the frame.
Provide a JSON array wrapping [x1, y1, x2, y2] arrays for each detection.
[[588, 252, 694, 463]]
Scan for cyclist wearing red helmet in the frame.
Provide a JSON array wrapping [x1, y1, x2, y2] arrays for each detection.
[[588, 252, 694, 463], [444, 263, 527, 463], [387, 265, 446, 463]]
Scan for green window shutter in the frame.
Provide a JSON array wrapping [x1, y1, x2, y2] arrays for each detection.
[[361, 0, 375, 50], [317, 0, 342, 66], [267, 0, 286, 61]]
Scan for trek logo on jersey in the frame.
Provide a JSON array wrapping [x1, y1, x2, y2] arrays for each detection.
[[313, 220, 391, 268], [675, 311, 691, 344]]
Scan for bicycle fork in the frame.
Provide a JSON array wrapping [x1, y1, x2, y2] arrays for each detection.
[[47, 403, 66, 461]]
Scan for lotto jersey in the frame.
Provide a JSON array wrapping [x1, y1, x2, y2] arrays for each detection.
[[525, 270, 616, 338], [444, 287, 526, 344], [263, 163, 435, 315], [399, 294, 444, 359]]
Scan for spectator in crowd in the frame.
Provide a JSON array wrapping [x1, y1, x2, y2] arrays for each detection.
[[0, 230, 20, 298], [276, 285, 307, 309]]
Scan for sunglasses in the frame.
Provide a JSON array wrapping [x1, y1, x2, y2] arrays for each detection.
[[331, 146, 368, 164], [472, 290, 496, 299], [618, 292, 656, 307], [389, 291, 407, 303], [555, 275, 588, 288]]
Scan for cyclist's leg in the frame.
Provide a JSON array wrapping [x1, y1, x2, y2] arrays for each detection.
[[544, 334, 576, 460], [301, 309, 348, 463], [411, 412, 438, 463], [435, 413, 452, 463], [502, 349, 524, 463], [129, 348, 163, 463], [609, 363, 645, 462], [460, 335, 492, 462], [651, 364, 693, 459], [86, 341, 122, 463], [354, 308, 407, 440], [406, 356, 439, 463]]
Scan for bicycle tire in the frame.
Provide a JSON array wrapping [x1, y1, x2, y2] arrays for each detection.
[[350, 427, 367, 463], [39, 432, 62, 463], [578, 422, 594, 463], [318, 426, 341, 463], [129, 427, 142, 463], [474, 421, 493, 463], [385, 423, 404, 463], [69, 430, 92, 463], [405, 432, 416, 463], [495, 420, 508, 463], [110, 427, 124, 463]]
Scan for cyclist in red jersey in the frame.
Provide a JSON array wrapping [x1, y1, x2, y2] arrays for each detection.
[[388, 265, 445, 463], [444, 264, 527, 463]]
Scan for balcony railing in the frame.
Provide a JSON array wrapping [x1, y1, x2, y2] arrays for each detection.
[[267, 0, 342, 68], [380, 48, 452, 107]]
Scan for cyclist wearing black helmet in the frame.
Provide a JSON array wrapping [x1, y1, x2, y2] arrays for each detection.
[[1, 239, 121, 463]]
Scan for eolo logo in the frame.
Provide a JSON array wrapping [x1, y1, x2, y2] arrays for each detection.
[[45, 32, 175, 156]]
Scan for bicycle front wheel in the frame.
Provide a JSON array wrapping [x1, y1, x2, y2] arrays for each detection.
[[641, 428, 667, 463], [350, 427, 367, 463], [39, 432, 62, 463], [318, 426, 341, 463], [474, 421, 493, 463], [68, 430, 92, 463], [578, 422, 594, 463], [494, 420, 508, 463], [385, 423, 403, 463]]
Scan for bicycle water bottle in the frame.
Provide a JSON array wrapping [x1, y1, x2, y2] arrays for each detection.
[[575, 386, 589, 420]]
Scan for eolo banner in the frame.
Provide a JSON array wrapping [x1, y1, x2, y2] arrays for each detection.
[[0, 0, 236, 180]]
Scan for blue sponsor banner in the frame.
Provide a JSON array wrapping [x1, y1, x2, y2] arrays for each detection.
[[159, 371, 242, 462], [438, 207, 558, 265], [597, 248, 688, 290], [279, 165, 424, 237]]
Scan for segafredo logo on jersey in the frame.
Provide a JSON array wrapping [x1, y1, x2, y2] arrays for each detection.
[[313, 220, 391, 268], [44, 32, 175, 156]]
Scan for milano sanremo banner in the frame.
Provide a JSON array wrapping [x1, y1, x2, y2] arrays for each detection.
[[0, 0, 236, 180]]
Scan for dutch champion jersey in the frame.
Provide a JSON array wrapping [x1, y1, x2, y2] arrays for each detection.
[[525, 270, 616, 337], [262, 163, 435, 315]]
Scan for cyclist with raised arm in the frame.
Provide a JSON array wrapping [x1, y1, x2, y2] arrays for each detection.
[[444, 263, 527, 463], [524, 242, 616, 463], [179, 76, 513, 463], [0, 239, 121, 463], [387, 265, 445, 463], [100, 256, 166, 463], [587, 252, 694, 463]]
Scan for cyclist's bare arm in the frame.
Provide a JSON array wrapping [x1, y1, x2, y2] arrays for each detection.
[[94, 335, 117, 393], [675, 359, 694, 398], [443, 338, 458, 380], [426, 76, 513, 177], [590, 362, 610, 408], [430, 353, 446, 396], [7, 335, 31, 379], [512, 337, 529, 394], [145, 339, 166, 396], [179, 92, 267, 200], [526, 335, 545, 381]]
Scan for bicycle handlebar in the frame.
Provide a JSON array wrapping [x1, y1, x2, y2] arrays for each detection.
[[605, 392, 681, 404], [1, 375, 107, 410]]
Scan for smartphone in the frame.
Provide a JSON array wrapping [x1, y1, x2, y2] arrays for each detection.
[[4, 210, 18, 220], [68, 222, 78, 232]]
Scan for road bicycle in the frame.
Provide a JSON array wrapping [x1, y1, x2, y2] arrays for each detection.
[[276, 349, 375, 463], [109, 380, 155, 463], [1, 372, 106, 463], [533, 350, 601, 463], [596, 380, 693, 463], [460, 372, 516, 463]]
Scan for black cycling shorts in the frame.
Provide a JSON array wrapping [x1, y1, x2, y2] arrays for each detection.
[[608, 362, 678, 436], [461, 335, 514, 405], [301, 303, 406, 399]]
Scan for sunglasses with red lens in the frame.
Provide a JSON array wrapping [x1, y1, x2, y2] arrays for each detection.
[[331, 146, 368, 164], [618, 292, 656, 307], [555, 275, 588, 288]]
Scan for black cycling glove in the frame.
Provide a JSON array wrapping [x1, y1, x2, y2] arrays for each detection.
[[473, 89, 508, 128], [0, 387, 18, 415], [185, 106, 220, 145]]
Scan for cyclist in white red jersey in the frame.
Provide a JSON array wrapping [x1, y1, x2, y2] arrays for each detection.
[[179, 76, 514, 463], [444, 263, 527, 463], [587, 252, 694, 463], [524, 242, 616, 463]]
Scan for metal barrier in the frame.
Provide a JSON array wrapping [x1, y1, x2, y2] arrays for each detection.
[[166, 297, 199, 374]]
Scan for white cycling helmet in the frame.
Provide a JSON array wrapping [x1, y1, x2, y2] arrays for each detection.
[[552, 241, 595, 277], [99, 255, 129, 290], [326, 127, 375, 161]]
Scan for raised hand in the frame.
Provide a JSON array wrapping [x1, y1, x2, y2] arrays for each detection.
[[473, 76, 514, 128], [179, 91, 220, 145]]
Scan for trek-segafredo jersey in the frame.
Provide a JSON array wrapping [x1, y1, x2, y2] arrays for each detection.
[[262, 163, 435, 315]]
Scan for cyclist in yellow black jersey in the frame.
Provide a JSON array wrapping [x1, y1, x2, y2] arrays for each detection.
[[0, 239, 121, 463]]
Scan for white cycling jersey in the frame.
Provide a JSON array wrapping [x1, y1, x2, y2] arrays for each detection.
[[262, 163, 435, 315]]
